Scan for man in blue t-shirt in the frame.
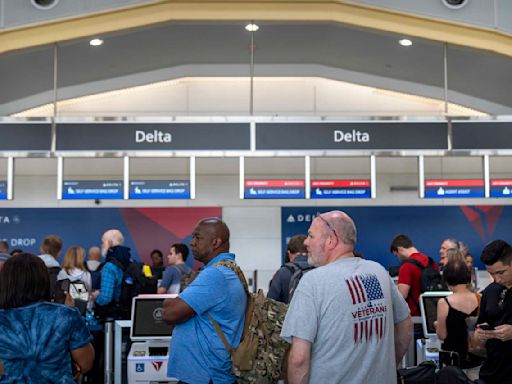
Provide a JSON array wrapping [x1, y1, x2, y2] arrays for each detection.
[[163, 218, 246, 384], [158, 243, 193, 294]]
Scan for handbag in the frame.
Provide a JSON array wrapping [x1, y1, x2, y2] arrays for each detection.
[[397, 360, 436, 384]]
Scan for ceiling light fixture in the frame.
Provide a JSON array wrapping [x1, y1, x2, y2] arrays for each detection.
[[245, 23, 259, 32], [89, 38, 104, 47], [399, 39, 413, 47]]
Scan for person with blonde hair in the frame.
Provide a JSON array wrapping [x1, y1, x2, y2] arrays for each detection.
[[57, 246, 92, 292], [446, 248, 465, 264]]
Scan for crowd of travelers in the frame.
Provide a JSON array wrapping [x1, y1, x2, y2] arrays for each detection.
[[0, 212, 511, 383]]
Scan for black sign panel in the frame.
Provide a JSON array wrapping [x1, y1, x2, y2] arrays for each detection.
[[0, 123, 52, 151], [453, 121, 512, 150], [56, 123, 251, 151], [256, 122, 447, 150]]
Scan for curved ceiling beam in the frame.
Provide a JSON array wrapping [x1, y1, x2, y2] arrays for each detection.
[[1, 0, 512, 57]]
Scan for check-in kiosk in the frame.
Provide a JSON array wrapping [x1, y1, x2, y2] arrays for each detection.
[[416, 291, 452, 365], [127, 295, 178, 384]]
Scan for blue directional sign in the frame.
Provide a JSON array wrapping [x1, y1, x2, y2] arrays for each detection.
[[311, 180, 371, 199], [490, 180, 512, 198], [62, 181, 123, 200], [244, 180, 305, 199], [0, 181, 7, 199], [424, 180, 485, 198], [129, 180, 190, 199]]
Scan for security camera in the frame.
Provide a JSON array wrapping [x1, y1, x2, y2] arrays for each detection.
[[30, 0, 59, 10], [441, 0, 469, 9]]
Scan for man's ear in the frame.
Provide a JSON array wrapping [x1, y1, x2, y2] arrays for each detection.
[[212, 237, 222, 249]]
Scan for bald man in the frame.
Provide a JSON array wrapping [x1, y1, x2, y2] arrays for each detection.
[[163, 217, 246, 384], [281, 211, 412, 384], [94, 229, 133, 314]]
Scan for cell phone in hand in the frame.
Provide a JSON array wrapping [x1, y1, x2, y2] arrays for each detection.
[[478, 322, 495, 330], [60, 279, 70, 292]]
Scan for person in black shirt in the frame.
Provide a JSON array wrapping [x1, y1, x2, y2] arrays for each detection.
[[472, 240, 512, 384]]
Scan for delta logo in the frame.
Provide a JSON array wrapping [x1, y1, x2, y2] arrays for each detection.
[[152, 361, 164, 372]]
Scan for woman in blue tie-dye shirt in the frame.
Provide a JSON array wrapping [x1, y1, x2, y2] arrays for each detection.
[[0, 253, 94, 383]]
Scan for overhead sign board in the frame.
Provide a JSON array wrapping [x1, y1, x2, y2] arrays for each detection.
[[424, 180, 484, 198], [244, 180, 305, 199], [453, 121, 512, 150], [490, 180, 512, 198], [256, 122, 448, 150], [129, 180, 190, 199], [62, 181, 123, 200], [0, 181, 7, 199], [0, 123, 52, 151], [57, 123, 251, 151], [311, 180, 371, 199]]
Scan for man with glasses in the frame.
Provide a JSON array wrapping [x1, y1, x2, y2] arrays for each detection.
[[472, 240, 512, 383], [440, 238, 459, 267], [281, 210, 412, 384]]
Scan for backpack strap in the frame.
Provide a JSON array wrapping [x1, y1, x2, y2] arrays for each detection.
[[213, 260, 250, 296], [403, 258, 425, 270], [207, 260, 253, 356], [208, 313, 233, 355], [400, 258, 427, 309], [108, 257, 128, 272], [284, 262, 300, 274]]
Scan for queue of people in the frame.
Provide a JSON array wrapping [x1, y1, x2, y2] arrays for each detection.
[[0, 213, 512, 383]]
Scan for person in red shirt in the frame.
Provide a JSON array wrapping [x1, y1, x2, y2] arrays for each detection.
[[390, 234, 439, 316]]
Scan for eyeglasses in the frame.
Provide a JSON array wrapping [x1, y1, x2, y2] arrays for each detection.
[[316, 213, 338, 239]]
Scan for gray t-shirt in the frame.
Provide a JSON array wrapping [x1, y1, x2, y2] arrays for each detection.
[[281, 257, 409, 384], [160, 263, 193, 294]]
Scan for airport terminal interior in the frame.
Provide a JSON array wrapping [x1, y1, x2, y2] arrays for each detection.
[[1, 0, 512, 383]]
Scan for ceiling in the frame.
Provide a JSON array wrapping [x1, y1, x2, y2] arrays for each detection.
[[1, 21, 511, 116]]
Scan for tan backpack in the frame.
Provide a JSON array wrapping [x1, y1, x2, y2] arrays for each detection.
[[208, 260, 290, 384]]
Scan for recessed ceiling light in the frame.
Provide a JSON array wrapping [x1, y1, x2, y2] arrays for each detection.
[[245, 23, 259, 32], [89, 38, 104, 47], [399, 39, 413, 47]]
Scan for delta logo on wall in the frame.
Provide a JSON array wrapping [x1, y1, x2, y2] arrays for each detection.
[[0, 207, 222, 264]]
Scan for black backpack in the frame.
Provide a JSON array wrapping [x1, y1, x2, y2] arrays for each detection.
[[403, 257, 446, 292], [174, 264, 198, 293], [96, 259, 158, 320], [285, 262, 315, 303]]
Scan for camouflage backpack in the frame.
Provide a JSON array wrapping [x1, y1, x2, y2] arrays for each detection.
[[209, 260, 290, 384]]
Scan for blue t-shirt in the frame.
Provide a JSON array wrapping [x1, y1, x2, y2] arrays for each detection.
[[168, 253, 247, 384], [160, 263, 192, 294], [0, 301, 92, 383]]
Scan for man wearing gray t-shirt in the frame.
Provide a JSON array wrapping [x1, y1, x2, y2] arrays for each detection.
[[281, 210, 413, 384]]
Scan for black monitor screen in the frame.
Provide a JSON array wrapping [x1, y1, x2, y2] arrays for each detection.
[[420, 292, 452, 337], [423, 296, 442, 335], [131, 298, 174, 340]]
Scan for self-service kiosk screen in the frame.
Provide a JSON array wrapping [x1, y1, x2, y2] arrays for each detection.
[[420, 292, 451, 337], [131, 298, 173, 340]]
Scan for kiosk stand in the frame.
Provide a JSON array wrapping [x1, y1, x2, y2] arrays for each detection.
[[416, 291, 452, 366], [127, 294, 178, 384]]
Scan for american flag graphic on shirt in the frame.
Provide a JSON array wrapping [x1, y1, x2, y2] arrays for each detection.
[[346, 274, 387, 344]]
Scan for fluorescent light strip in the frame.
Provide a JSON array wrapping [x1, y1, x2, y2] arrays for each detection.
[[190, 156, 196, 199], [239, 156, 245, 200], [7, 157, 14, 200], [57, 156, 63, 200], [305, 156, 311, 199], [123, 156, 129, 200]]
